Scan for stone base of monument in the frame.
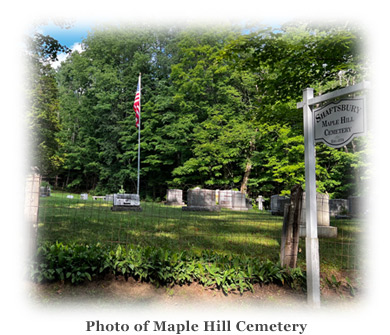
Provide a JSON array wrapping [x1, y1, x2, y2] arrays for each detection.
[[111, 205, 142, 212], [111, 194, 142, 212], [182, 205, 221, 212], [166, 201, 185, 206], [298, 225, 338, 238]]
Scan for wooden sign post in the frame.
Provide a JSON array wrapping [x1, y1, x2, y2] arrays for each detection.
[[297, 82, 369, 307]]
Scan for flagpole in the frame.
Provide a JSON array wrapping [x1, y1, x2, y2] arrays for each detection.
[[137, 73, 141, 196]]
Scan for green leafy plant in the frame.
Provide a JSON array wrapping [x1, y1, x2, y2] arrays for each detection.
[[31, 242, 306, 294], [324, 274, 342, 291], [345, 277, 356, 297]]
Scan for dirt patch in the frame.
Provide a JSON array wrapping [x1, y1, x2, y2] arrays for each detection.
[[27, 274, 361, 310]]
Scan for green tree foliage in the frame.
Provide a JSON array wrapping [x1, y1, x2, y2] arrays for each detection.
[[26, 29, 69, 176], [170, 27, 261, 191], [222, 21, 369, 198], [32, 21, 369, 201]]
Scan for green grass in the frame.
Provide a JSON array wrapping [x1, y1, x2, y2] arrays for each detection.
[[37, 192, 363, 271]]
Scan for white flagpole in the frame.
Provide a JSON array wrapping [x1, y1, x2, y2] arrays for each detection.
[[137, 73, 141, 196]]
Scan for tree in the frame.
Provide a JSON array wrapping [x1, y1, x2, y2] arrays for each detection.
[[170, 27, 262, 193], [26, 27, 70, 177], [222, 21, 369, 198]]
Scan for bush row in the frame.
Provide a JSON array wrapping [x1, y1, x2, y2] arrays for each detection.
[[30, 242, 306, 294]]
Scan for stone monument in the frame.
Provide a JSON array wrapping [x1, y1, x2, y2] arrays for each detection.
[[218, 190, 232, 209], [105, 194, 114, 202], [271, 195, 290, 216], [299, 192, 337, 238], [111, 194, 142, 211], [256, 195, 264, 210], [217, 190, 248, 211], [165, 189, 185, 206], [329, 199, 349, 217], [348, 196, 367, 216], [39, 186, 51, 197], [182, 188, 220, 212]]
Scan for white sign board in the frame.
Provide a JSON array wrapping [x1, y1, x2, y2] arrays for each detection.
[[314, 98, 365, 148]]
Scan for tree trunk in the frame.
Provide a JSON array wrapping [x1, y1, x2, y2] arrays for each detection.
[[240, 160, 252, 195], [240, 130, 258, 195]]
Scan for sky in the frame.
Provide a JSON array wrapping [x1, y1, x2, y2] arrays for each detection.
[[39, 21, 92, 47], [39, 18, 286, 68], [38, 21, 92, 67], [40, 19, 284, 47]]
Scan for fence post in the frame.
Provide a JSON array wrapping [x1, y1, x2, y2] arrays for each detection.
[[280, 185, 303, 268], [303, 88, 321, 307]]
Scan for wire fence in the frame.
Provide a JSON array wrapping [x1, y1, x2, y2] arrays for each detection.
[[26, 176, 365, 276]]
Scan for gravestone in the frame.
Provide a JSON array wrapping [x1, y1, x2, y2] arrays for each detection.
[[299, 192, 337, 238], [111, 194, 142, 211], [165, 189, 185, 206], [105, 194, 114, 202], [39, 186, 51, 197], [182, 188, 220, 212], [233, 191, 248, 211], [219, 190, 233, 208], [329, 199, 349, 217], [80, 193, 88, 200], [218, 190, 248, 211], [256, 196, 264, 210], [348, 196, 367, 216], [271, 195, 290, 216]]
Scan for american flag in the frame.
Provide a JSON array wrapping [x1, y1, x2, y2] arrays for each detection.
[[133, 76, 141, 128]]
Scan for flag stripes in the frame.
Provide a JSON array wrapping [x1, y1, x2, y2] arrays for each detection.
[[133, 78, 141, 128]]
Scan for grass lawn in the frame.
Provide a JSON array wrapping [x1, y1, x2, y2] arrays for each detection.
[[37, 192, 364, 272]]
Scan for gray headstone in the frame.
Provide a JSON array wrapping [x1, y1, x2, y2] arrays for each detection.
[[112, 194, 142, 211], [299, 192, 337, 238], [348, 196, 367, 216], [105, 194, 114, 202], [329, 199, 349, 216], [219, 190, 233, 208], [245, 197, 252, 210], [271, 195, 289, 215], [232, 192, 246, 210], [182, 188, 220, 211], [217, 190, 248, 211], [39, 186, 51, 197], [165, 189, 185, 206], [113, 193, 140, 206]]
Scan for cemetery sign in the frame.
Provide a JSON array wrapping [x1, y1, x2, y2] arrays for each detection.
[[314, 98, 366, 148], [297, 81, 369, 307]]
